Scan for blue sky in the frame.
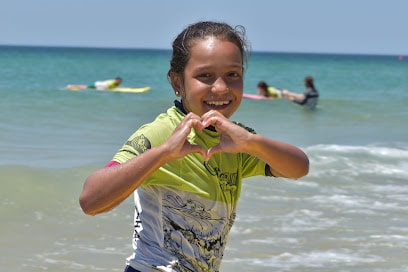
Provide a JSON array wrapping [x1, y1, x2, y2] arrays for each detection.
[[1, 0, 407, 55]]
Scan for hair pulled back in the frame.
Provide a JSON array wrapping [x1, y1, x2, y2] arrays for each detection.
[[168, 21, 249, 79], [304, 76, 315, 88]]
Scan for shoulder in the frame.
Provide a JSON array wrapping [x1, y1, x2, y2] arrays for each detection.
[[136, 107, 184, 141], [142, 107, 181, 132], [306, 88, 319, 97]]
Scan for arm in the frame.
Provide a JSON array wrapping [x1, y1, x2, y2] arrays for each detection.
[[293, 87, 319, 104], [292, 92, 319, 105], [79, 113, 208, 215], [242, 133, 309, 178], [282, 89, 305, 102], [292, 95, 307, 105], [202, 111, 309, 179], [79, 146, 169, 215]]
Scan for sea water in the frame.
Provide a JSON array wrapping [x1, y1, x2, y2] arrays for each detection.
[[1, 46, 407, 271]]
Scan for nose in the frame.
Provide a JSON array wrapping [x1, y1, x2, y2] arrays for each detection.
[[211, 77, 229, 93]]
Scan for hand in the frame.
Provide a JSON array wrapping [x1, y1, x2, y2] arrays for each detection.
[[201, 110, 250, 160], [162, 112, 208, 161]]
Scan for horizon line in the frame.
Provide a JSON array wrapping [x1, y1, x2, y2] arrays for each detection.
[[0, 43, 405, 58]]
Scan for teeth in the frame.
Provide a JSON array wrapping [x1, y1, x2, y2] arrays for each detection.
[[207, 101, 229, 106]]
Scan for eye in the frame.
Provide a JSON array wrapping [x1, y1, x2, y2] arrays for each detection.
[[228, 71, 242, 79], [197, 73, 212, 79], [196, 73, 214, 84]]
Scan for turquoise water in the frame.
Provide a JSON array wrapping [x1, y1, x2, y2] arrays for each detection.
[[1, 46, 408, 271]]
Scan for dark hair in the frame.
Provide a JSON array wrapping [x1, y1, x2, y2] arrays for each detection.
[[168, 21, 249, 79], [257, 81, 268, 89], [304, 76, 314, 88]]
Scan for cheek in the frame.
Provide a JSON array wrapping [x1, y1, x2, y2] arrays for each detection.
[[233, 79, 244, 90], [183, 91, 200, 107], [184, 80, 206, 97]]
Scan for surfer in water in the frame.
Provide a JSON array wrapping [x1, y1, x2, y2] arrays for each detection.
[[257, 81, 285, 98], [66, 77, 122, 90]]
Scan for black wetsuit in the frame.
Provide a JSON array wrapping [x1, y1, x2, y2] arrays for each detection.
[[293, 87, 319, 105]]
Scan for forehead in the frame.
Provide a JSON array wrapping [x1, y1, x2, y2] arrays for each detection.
[[188, 37, 243, 66]]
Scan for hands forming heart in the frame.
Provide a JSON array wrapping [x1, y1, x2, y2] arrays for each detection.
[[164, 110, 251, 161]]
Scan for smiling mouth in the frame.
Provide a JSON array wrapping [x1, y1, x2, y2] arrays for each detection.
[[206, 100, 231, 106], [205, 100, 231, 109]]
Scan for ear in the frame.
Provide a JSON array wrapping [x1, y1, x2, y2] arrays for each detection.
[[169, 71, 183, 97]]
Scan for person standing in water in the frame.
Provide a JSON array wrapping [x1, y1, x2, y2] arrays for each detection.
[[283, 76, 319, 109]]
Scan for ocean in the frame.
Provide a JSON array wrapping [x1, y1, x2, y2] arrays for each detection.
[[1, 46, 407, 272]]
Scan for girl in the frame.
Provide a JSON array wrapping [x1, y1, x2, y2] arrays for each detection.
[[79, 21, 309, 272]]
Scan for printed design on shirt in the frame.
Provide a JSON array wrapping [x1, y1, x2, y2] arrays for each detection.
[[125, 134, 151, 154], [204, 161, 238, 194], [133, 211, 142, 240], [162, 193, 234, 272]]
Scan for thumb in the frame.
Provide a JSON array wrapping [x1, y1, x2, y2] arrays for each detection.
[[185, 142, 208, 158], [205, 145, 222, 161]]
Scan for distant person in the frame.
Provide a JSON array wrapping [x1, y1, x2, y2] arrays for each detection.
[[66, 77, 122, 90], [283, 76, 319, 109], [257, 81, 284, 98]]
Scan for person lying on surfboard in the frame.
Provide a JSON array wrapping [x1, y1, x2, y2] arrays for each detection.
[[257, 81, 285, 98], [65, 77, 122, 90]]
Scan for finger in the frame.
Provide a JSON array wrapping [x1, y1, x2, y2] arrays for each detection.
[[183, 113, 207, 131], [201, 116, 218, 128], [201, 112, 226, 129], [206, 145, 221, 158], [184, 142, 208, 158]]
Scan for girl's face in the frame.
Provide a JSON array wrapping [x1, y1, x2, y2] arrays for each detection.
[[175, 37, 244, 118], [258, 86, 267, 95]]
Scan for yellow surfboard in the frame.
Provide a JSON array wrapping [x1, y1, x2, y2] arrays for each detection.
[[67, 86, 151, 93], [110, 86, 151, 93]]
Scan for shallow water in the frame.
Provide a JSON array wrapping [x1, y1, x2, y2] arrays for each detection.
[[1, 46, 407, 271]]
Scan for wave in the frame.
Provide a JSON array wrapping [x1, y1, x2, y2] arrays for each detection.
[[305, 143, 408, 180]]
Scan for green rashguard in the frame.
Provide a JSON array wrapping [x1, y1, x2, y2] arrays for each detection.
[[112, 103, 271, 272], [267, 86, 283, 98]]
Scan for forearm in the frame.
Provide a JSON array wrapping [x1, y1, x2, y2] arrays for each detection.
[[293, 98, 306, 105], [244, 134, 309, 179], [79, 146, 170, 215]]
